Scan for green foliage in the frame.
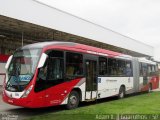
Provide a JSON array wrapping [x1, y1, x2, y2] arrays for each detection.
[[28, 92, 160, 120]]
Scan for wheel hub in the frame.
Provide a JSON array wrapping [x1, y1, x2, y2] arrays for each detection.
[[120, 91, 124, 98], [70, 96, 77, 105]]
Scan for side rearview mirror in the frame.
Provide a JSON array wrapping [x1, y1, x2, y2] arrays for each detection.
[[37, 53, 48, 68], [5, 55, 13, 70]]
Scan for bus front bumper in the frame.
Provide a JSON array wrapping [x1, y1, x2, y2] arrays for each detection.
[[2, 91, 34, 108]]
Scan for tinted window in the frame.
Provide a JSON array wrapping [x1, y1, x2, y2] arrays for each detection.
[[117, 60, 126, 76], [99, 57, 107, 75], [108, 58, 117, 76], [108, 58, 132, 77], [142, 63, 148, 76], [47, 51, 64, 81], [66, 52, 83, 79], [35, 50, 64, 92], [148, 65, 157, 76], [124, 61, 132, 77], [142, 63, 148, 85]]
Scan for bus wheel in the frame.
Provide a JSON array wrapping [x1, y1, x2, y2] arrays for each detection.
[[118, 86, 125, 99], [148, 83, 152, 93], [66, 90, 80, 110]]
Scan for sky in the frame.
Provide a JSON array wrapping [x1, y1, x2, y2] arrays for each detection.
[[37, 0, 160, 48]]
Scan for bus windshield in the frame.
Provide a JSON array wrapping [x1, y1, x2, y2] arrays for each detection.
[[6, 49, 41, 92]]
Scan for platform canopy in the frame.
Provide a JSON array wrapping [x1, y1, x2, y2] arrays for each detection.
[[0, 0, 154, 57]]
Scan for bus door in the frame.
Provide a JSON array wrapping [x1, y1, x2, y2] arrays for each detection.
[[85, 60, 98, 100]]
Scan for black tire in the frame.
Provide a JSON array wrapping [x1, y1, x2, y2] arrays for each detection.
[[118, 86, 125, 99], [148, 83, 152, 93], [66, 90, 80, 110]]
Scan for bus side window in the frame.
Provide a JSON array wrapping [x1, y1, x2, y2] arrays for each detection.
[[35, 58, 48, 92], [35, 50, 64, 92], [38, 64, 48, 80], [47, 58, 64, 80], [142, 63, 147, 76], [124, 61, 132, 77], [66, 52, 83, 79], [108, 58, 117, 76], [99, 57, 107, 75], [47, 50, 64, 81], [117, 59, 125, 76], [147, 64, 152, 76], [151, 65, 157, 75]]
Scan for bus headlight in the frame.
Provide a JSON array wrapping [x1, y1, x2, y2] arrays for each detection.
[[21, 85, 33, 98]]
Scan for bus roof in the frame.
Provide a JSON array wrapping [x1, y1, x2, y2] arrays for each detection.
[[21, 41, 76, 49], [21, 41, 133, 59], [138, 58, 156, 65]]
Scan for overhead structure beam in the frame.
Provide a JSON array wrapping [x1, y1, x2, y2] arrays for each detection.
[[0, 0, 154, 57]]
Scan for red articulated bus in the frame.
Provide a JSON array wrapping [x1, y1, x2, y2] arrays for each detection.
[[2, 42, 159, 109]]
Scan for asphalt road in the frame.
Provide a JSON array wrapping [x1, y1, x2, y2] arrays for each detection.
[[0, 93, 118, 120], [0, 94, 65, 120]]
